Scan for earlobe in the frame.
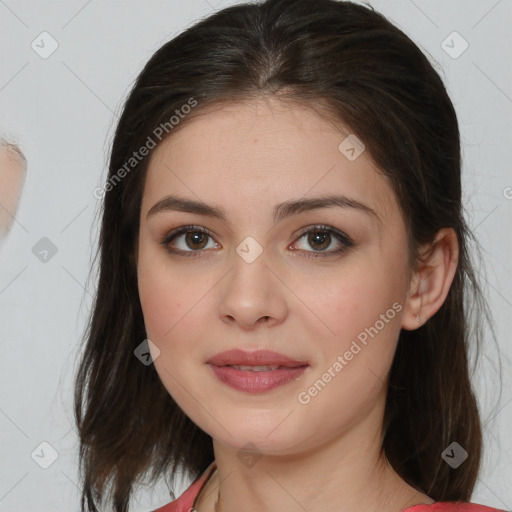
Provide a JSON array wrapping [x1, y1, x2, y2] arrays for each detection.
[[401, 228, 459, 331]]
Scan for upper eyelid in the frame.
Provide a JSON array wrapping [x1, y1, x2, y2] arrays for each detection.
[[163, 224, 352, 250]]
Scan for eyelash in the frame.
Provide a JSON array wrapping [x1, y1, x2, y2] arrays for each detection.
[[159, 224, 355, 259]]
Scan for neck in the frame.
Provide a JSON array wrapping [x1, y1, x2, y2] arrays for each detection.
[[203, 405, 433, 512]]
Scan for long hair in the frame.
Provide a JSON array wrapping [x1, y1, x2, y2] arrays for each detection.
[[73, 0, 497, 510]]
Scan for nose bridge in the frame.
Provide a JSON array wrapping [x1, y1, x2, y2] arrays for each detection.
[[228, 235, 270, 300], [218, 235, 287, 327]]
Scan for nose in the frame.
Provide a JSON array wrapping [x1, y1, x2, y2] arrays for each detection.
[[217, 246, 288, 330]]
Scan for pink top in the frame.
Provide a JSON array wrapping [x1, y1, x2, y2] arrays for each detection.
[[152, 461, 508, 512]]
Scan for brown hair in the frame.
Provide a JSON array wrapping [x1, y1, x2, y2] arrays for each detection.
[[73, 0, 499, 510]]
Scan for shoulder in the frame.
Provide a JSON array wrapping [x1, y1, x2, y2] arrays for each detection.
[[403, 502, 509, 512], [151, 461, 217, 512]]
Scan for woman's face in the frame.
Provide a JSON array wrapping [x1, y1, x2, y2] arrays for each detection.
[[137, 97, 413, 455]]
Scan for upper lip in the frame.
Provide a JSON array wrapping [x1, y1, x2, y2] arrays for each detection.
[[206, 349, 308, 368]]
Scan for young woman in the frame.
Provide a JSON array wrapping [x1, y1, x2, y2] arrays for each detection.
[[73, 0, 507, 511]]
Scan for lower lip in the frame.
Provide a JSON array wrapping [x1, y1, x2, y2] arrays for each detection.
[[208, 364, 309, 393]]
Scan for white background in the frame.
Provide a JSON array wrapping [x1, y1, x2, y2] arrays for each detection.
[[0, 0, 510, 510]]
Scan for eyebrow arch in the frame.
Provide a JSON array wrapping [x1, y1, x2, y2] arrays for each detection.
[[146, 194, 380, 224]]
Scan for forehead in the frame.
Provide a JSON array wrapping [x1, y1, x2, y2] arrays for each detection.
[[142, 97, 397, 223]]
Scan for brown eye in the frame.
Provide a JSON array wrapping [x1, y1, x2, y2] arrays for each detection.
[[184, 231, 209, 250], [160, 226, 219, 256], [290, 225, 354, 258], [307, 230, 332, 251]]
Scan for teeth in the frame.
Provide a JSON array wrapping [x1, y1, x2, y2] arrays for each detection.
[[230, 365, 281, 371]]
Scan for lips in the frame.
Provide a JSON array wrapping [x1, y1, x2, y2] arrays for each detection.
[[229, 364, 282, 371], [209, 364, 309, 392], [206, 349, 310, 392], [206, 349, 308, 368]]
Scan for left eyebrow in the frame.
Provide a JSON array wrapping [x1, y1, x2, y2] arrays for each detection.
[[146, 194, 380, 224]]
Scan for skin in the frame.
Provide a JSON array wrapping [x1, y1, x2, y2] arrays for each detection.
[[137, 96, 458, 512], [0, 140, 26, 244]]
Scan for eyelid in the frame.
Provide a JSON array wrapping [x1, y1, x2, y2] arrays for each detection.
[[293, 224, 353, 245], [160, 224, 354, 257], [290, 224, 354, 258], [159, 225, 217, 257]]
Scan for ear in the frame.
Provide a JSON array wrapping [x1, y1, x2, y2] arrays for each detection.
[[402, 228, 459, 331]]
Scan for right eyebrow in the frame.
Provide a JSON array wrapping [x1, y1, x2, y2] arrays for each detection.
[[146, 194, 380, 225]]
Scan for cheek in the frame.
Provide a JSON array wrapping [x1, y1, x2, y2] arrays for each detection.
[[296, 275, 403, 423], [136, 249, 211, 382], [138, 271, 180, 340], [307, 256, 406, 384], [322, 263, 402, 331], [137, 266, 200, 401], [137, 237, 195, 340]]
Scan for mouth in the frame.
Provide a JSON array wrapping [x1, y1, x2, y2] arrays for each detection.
[[207, 364, 310, 393], [206, 349, 310, 393], [206, 348, 309, 368], [224, 364, 307, 371]]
